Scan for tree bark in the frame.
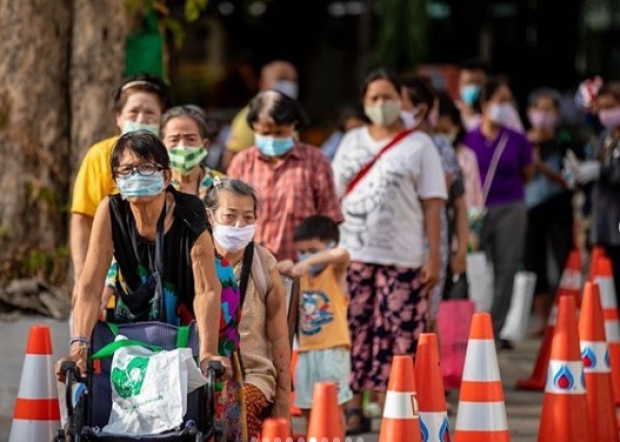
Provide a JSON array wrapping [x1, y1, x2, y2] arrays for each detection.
[[0, 1, 128, 287], [0, 0, 73, 282], [69, 0, 128, 173]]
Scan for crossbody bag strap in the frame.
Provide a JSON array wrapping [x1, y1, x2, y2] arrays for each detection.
[[481, 133, 509, 206], [345, 128, 416, 196]]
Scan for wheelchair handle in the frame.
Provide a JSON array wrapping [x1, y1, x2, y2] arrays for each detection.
[[61, 360, 85, 384], [206, 360, 225, 378]]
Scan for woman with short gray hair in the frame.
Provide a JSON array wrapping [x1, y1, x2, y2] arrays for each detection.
[[205, 177, 291, 440]]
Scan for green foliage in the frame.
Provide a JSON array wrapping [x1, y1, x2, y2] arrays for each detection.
[[185, 0, 209, 22], [374, 0, 428, 72], [124, 0, 210, 49]]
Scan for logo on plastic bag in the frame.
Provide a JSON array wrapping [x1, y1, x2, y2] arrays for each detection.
[[111, 356, 150, 399]]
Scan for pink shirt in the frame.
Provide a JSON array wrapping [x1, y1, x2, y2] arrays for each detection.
[[456, 144, 484, 210]]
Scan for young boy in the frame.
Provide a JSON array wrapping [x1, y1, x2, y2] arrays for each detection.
[[277, 215, 352, 429]]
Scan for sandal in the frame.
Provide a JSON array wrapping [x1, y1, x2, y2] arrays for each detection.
[[345, 407, 371, 435]]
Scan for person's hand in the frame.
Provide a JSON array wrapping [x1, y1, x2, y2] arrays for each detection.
[[55, 352, 87, 384], [200, 355, 233, 381], [450, 250, 467, 275], [276, 260, 295, 275], [290, 261, 311, 278], [421, 255, 440, 289]]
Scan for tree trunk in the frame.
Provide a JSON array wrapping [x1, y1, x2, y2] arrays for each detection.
[[69, 0, 128, 173], [0, 1, 128, 288], [0, 0, 73, 284]]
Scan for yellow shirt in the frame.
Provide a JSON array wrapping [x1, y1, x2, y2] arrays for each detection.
[[226, 106, 255, 153], [71, 136, 119, 217], [298, 265, 350, 352]]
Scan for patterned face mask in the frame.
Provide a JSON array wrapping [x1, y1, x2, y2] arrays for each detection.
[[168, 144, 207, 175]]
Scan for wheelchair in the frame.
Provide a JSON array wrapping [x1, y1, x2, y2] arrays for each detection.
[[54, 320, 226, 442]]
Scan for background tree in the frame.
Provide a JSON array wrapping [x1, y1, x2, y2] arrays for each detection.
[[373, 0, 428, 72]]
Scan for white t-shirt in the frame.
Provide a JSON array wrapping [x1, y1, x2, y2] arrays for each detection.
[[332, 126, 447, 268]]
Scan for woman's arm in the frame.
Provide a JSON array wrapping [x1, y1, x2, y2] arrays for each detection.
[[265, 267, 292, 419], [421, 198, 444, 289], [59, 198, 114, 379], [191, 230, 222, 363], [451, 195, 469, 274]]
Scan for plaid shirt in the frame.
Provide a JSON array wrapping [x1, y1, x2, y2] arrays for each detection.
[[227, 144, 343, 261]]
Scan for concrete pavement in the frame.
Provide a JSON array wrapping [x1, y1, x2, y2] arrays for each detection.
[[0, 316, 545, 441]]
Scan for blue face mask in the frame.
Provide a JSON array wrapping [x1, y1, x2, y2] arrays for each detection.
[[297, 243, 336, 276], [297, 252, 326, 276], [255, 134, 295, 157], [116, 171, 165, 199], [460, 84, 481, 107]]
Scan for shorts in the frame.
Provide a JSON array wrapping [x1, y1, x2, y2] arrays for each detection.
[[294, 347, 352, 409]]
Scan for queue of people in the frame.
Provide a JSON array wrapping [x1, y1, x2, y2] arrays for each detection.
[[57, 57, 620, 440]]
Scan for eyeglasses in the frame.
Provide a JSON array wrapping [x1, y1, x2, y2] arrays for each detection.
[[114, 163, 165, 177]]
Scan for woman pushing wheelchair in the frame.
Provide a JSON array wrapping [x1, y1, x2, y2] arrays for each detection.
[[56, 131, 290, 440]]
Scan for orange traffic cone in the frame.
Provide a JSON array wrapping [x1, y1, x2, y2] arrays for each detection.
[[306, 382, 344, 442], [588, 246, 606, 281], [454, 313, 509, 442], [592, 255, 620, 405], [261, 417, 292, 441], [8, 325, 61, 442], [579, 281, 619, 442], [538, 295, 592, 441], [516, 249, 581, 390], [379, 355, 421, 442], [414, 333, 450, 442]]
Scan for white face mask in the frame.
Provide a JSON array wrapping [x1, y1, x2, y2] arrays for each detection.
[[487, 103, 515, 126], [212, 224, 256, 253], [400, 106, 423, 129], [272, 80, 299, 99]]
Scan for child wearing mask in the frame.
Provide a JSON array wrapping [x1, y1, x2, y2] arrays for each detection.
[[277, 215, 352, 432]]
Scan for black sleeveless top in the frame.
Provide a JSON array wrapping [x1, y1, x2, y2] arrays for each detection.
[[109, 186, 210, 321]]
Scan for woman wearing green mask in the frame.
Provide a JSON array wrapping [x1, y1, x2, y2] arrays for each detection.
[[160, 105, 225, 201]]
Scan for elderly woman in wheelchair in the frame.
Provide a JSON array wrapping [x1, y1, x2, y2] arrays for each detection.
[[56, 131, 230, 441]]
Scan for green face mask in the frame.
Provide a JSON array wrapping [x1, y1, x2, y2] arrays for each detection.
[[168, 144, 207, 175]]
